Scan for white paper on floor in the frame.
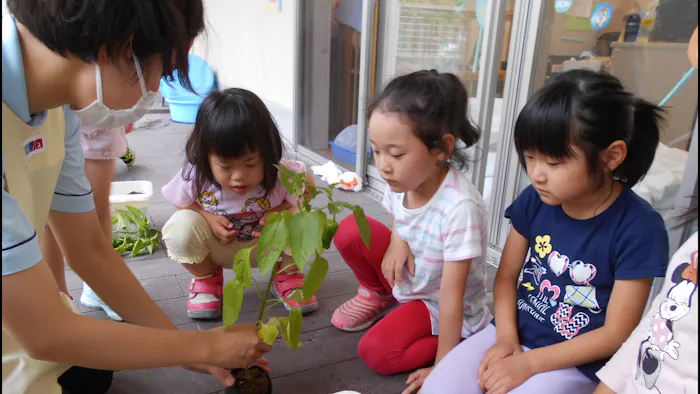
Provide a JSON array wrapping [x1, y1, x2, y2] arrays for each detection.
[[311, 161, 363, 192]]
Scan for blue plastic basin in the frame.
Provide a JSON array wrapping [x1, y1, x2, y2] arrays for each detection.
[[329, 141, 371, 166], [165, 95, 204, 124]]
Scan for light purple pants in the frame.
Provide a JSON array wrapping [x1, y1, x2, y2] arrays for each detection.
[[421, 324, 598, 394]]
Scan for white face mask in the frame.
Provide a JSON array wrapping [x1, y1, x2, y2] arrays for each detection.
[[73, 56, 158, 129]]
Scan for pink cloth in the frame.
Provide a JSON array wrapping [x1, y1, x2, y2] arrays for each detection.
[[79, 125, 128, 160]]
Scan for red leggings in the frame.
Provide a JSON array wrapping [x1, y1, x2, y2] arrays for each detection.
[[334, 216, 438, 375]]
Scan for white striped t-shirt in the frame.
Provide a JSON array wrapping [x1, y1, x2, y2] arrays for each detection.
[[382, 166, 492, 337]]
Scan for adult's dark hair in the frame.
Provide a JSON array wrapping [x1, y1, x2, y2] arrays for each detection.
[[368, 69, 480, 170], [7, 0, 204, 92], [184, 88, 283, 198], [514, 69, 664, 188]]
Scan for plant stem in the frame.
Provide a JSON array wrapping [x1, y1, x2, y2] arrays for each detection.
[[251, 277, 264, 299], [276, 264, 297, 274], [261, 299, 286, 316], [257, 263, 277, 324]]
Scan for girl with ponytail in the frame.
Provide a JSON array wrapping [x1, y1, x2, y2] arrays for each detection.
[[422, 69, 670, 394], [331, 70, 491, 393]]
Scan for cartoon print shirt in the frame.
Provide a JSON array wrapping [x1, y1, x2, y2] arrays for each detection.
[[505, 185, 668, 382], [596, 232, 698, 394], [382, 166, 493, 338], [161, 159, 305, 242]]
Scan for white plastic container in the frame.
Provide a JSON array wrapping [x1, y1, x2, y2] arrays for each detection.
[[109, 181, 153, 218]]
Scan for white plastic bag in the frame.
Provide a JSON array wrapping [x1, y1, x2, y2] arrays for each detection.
[[311, 161, 342, 184], [336, 171, 363, 192], [310, 161, 363, 192], [632, 143, 687, 222]]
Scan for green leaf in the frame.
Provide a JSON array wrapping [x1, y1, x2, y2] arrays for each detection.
[[326, 202, 343, 215], [146, 242, 155, 255], [288, 289, 303, 306], [256, 213, 289, 274], [289, 212, 320, 269], [306, 184, 320, 199], [288, 308, 303, 352], [353, 206, 371, 249], [320, 186, 335, 198], [222, 280, 244, 327], [335, 203, 371, 249], [302, 253, 328, 301], [127, 205, 147, 223], [120, 209, 138, 226], [115, 212, 128, 230], [147, 228, 161, 240], [313, 210, 328, 253], [111, 216, 118, 225], [275, 164, 304, 195], [277, 317, 292, 347], [233, 246, 255, 288], [130, 238, 145, 257], [258, 321, 279, 346], [115, 237, 132, 254]]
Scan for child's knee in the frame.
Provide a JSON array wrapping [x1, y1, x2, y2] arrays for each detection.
[[358, 334, 394, 375], [162, 210, 212, 264]]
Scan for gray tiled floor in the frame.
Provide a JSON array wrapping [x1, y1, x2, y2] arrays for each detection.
[[83, 114, 496, 394]]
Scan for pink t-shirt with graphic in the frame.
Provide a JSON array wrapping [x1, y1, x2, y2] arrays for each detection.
[[162, 159, 305, 242]]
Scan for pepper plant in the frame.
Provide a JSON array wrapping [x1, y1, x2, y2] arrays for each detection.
[[222, 165, 371, 351]]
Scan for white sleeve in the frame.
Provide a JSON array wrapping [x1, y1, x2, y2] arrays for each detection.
[[441, 199, 484, 262], [381, 185, 394, 216]]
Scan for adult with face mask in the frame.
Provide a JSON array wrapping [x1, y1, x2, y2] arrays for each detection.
[[1, 2, 272, 393]]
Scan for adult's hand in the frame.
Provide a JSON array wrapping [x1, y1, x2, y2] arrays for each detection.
[[211, 324, 273, 369], [185, 364, 236, 387]]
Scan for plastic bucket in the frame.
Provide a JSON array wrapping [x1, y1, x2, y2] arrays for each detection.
[[110, 181, 153, 233], [165, 95, 204, 124]]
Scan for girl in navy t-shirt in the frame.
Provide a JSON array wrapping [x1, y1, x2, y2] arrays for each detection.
[[422, 70, 669, 394]]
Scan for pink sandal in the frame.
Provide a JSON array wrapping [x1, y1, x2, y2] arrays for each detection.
[[187, 266, 223, 319], [271, 271, 319, 314]]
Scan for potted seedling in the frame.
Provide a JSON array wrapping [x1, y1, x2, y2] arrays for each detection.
[[223, 165, 371, 394]]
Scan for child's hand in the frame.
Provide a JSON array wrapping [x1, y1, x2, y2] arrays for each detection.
[[478, 352, 534, 394], [402, 366, 433, 394], [477, 339, 522, 386], [205, 215, 239, 245], [382, 236, 415, 287], [251, 213, 271, 238]]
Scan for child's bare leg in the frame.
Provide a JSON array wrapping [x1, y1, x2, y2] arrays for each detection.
[[85, 159, 115, 239], [79, 158, 123, 321], [41, 226, 69, 294], [182, 254, 218, 278], [279, 253, 298, 273]]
